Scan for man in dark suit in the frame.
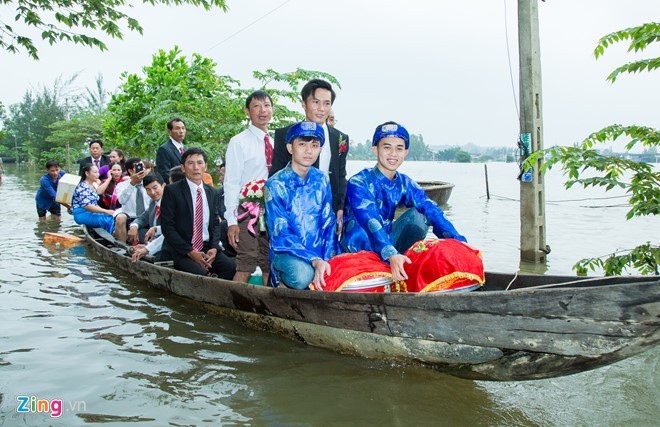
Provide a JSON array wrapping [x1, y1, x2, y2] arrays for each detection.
[[78, 138, 110, 175], [156, 118, 186, 183], [160, 147, 235, 278], [270, 79, 349, 231], [129, 173, 166, 262]]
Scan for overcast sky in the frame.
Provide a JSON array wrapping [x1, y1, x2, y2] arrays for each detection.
[[1, 0, 658, 149]]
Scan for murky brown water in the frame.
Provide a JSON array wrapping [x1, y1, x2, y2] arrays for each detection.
[[1, 162, 657, 426]]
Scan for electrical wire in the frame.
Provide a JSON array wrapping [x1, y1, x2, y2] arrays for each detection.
[[483, 194, 630, 203], [202, 0, 293, 54], [503, 0, 520, 122]]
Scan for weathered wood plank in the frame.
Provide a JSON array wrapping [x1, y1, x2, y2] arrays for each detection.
[[83, 227, 660, 381]]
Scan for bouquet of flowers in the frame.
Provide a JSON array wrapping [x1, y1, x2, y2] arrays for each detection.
[[236, 178, 267, 235]]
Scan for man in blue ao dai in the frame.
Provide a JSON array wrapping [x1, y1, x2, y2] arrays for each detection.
[[341, 121, 467, 282], [265, 122, 336, 289]]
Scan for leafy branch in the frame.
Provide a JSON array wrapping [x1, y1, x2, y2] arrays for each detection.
[[0, 0, 228, 60], [594, 22, 660, 82], [527, 22, 659, 276], [573, 243, 659, 276]]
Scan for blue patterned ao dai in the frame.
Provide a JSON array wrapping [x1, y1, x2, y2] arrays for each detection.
[[265, 165, 337, 264], [342, 167, 466, 261]]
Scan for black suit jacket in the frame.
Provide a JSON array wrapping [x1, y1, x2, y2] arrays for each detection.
[[160, 179, 221, 260], [156, 139, 183, 183], [270, 124, 349, 213], [134, 199, 160, 230], [78, 154, 110, 175]]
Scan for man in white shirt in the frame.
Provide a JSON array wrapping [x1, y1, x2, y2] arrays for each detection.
[[114, 157, 150, 243], [224, 90, 273, 285], [129, 173, 166, 262]]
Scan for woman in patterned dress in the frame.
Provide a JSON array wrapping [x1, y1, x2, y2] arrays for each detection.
[[72, 164, 116, 233]]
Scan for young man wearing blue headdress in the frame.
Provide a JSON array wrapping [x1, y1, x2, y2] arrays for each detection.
[[265, 122, 337, 289], [341, 121, 467, 282]]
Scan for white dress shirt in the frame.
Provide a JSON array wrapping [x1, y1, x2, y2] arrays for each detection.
[[145, 234, 164, 256], [170, 137, 184, 154], [115, 179, 150, 218], [318, 123, 331, 175], [186, 178, 210, 243], [224, 123, 270, 226], [129, 200, 163, 255]]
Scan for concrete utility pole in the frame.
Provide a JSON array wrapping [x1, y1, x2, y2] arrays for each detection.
[[518, 0, 547, 264]]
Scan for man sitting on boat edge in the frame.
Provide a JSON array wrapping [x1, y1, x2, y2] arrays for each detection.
[[265, 122, 336, 289], [129, 173, 166, 262], [160, 148, 236, 279], [340, 121, 467, 282]]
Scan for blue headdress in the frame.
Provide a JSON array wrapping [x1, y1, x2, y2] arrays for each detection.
[[372, 122, 410, 149], [286, 122, 325, 146]]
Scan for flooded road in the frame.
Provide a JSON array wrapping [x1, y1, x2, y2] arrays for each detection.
[[1, 162, 657, 426]]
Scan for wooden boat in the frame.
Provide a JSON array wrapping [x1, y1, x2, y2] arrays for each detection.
[[83, 227, 660, 381], [417, 181, 454, 205]]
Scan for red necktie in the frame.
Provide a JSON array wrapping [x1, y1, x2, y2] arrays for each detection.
[[179, 146, 184, 155], [264, 134, 273, 172], [192, 187, 204, 251], [94, 159, 99, 169], [154, 205, 160, 221]]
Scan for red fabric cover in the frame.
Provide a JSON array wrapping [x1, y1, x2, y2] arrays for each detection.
[[403, 239, 485, 293], [312, 251, 395, 292]]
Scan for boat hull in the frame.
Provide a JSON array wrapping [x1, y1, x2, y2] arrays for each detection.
[[84, 228, 660, 381]]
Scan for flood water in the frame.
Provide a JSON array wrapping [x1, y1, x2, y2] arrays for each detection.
[[0, 161, 658, 426]]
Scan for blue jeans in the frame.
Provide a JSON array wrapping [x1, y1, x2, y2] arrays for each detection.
[[272, 254, 314, 289], [73, 207, 115, 234], [391, 209, 429, 253]]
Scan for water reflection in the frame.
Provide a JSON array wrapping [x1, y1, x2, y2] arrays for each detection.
[[518, 260, 549, 275]]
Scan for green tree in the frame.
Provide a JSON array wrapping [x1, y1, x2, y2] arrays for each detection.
[[3, 89, 65, 163], [437, 147, 472, 162], [407, 134, 433, 160], [46, 110, 105, 170], [0, 102, 8, 157], [79, 74, 110, 114], [0, 75, 83, 163], [528, 22, 659, 276], [436, 147, 459, 161], [454, 150, 472, 163], [347, 140, 374, 160], [0, 0, 228, 60], [104, 47, 244, 162], [105, 47, 340, 164]]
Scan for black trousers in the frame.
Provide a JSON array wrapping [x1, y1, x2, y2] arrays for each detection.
[[173, 242, 236, 279]]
